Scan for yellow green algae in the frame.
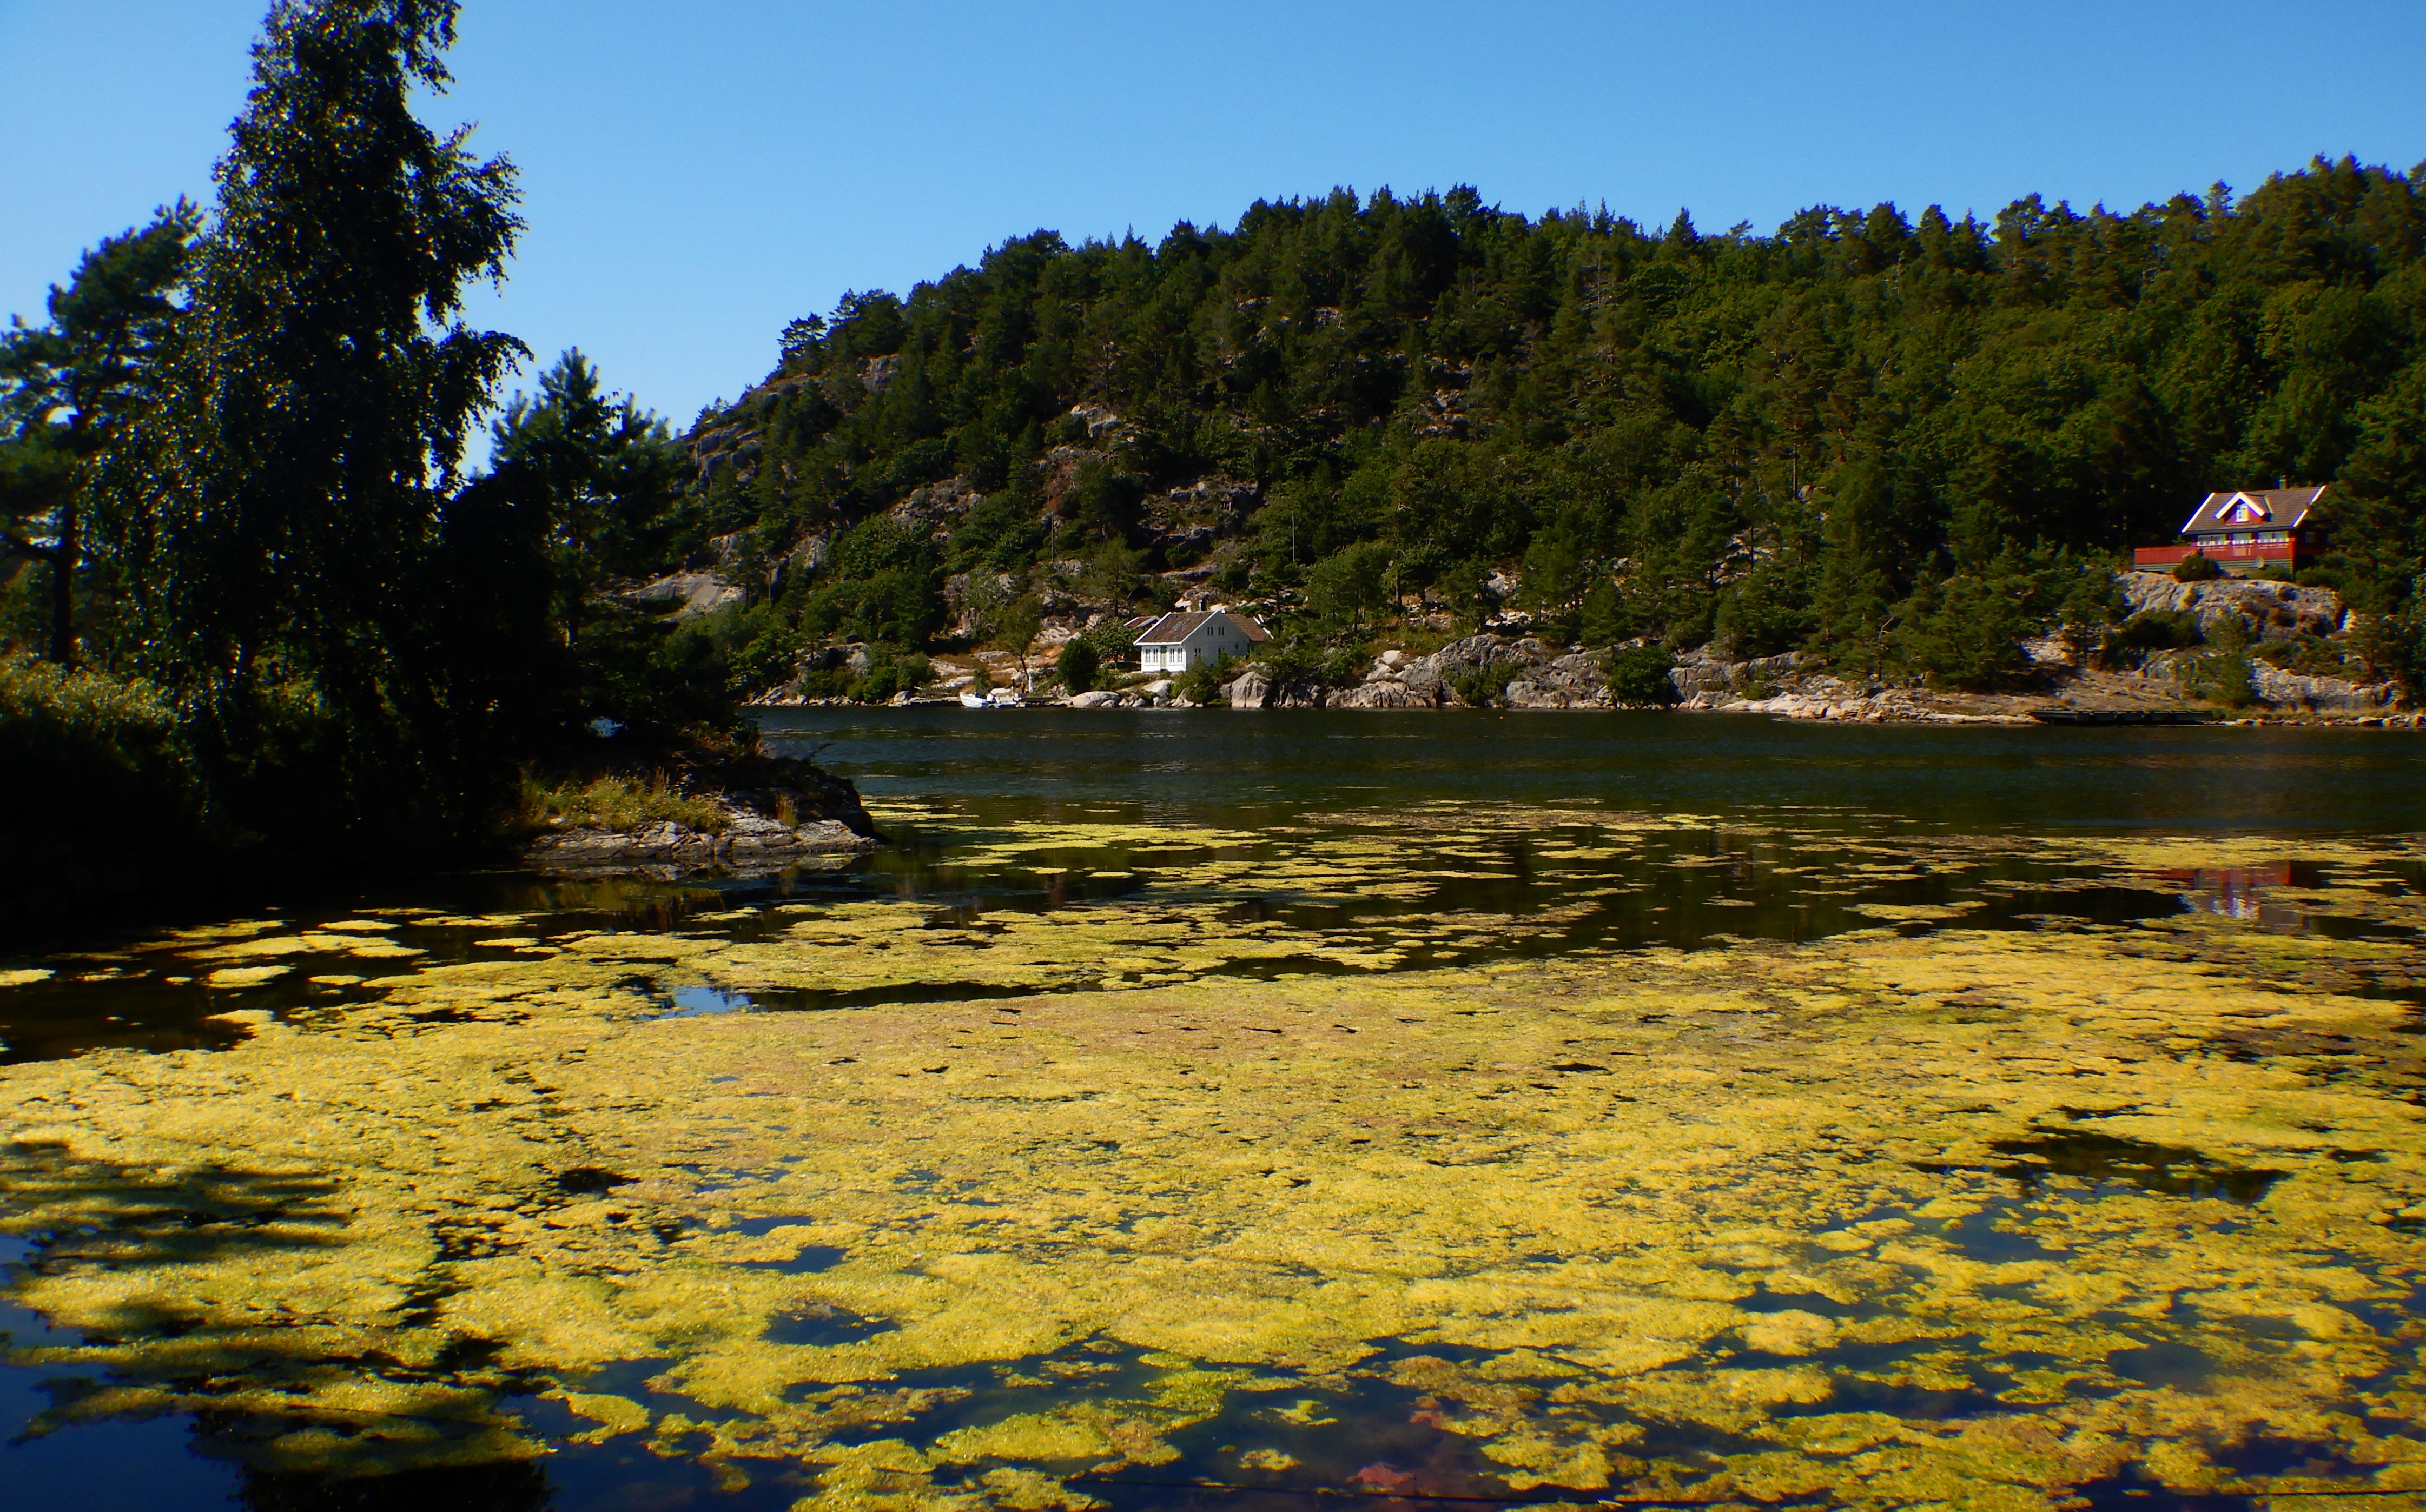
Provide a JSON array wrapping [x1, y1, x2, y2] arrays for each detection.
[[1, 818, 2424, 1508]]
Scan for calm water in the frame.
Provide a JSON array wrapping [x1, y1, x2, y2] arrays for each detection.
[[1, 710, 2421, 1511], [761, 707, 2426, 831]]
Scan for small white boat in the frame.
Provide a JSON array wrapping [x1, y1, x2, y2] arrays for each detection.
[[959, 691, 990, 709]]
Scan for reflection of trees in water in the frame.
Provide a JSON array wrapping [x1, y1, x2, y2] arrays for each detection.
[[238, 1460, 550, 1512]]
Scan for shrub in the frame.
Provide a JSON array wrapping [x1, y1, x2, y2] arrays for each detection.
[[2120, 609, 2205, 652], [847, 649, 930, 703], [1174, 653, 1235, 706], [1318, 646, 1369, 687], [0, 653, 199, 845], [1446, 662, 1510, 708], [1603, 644, 1680, 706], [2253, 633, 2362, 679], [2179, 616, 2257, 708], [513, 773, 728, 834], [1055, 638, 1101, 693], [2172, 552, 2223, 582]]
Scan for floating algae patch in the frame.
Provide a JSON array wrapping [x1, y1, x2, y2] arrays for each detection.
[[5, 842, 2426, 1506]]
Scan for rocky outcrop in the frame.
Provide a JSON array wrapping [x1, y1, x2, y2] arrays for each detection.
[[528, 810, 875, 874], [1668, 648, 1813, 701], [2119, 572, 2345, 639], [2246, 664, 2397, 713], [624, 571, 743, 620], [524, 754, 879, 877], [1704, 687, 2028, 725], [2128, 649, 2396, 713], [1225, 667, 1326, 709]]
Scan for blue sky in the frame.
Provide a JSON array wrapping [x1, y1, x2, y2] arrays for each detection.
[[5, 1, 2423, 440]]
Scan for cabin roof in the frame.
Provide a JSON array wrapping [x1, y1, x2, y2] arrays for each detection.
[[2183, 485, 2326, 536], [1134, 609, 1271, 646]]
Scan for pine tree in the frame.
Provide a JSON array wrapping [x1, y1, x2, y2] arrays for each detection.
[[0, 206, 197, 665]]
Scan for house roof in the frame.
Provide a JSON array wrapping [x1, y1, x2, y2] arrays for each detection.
[[2182, 485, 2326, 536], [1134, 609, 1271, 646]]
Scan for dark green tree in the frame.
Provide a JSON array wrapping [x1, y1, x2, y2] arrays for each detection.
[[1054, 638, 1100, 693], [97, 0, 525, 840], [0, 205, 198, 664], [489, 349, 689, 652]]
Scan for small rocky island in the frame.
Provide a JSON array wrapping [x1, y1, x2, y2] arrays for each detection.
[[521, 750, 879, 877]]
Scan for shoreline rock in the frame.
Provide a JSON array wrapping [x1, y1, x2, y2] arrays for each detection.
[[523, 759, 882, 877], [526, 805, 877, 875]]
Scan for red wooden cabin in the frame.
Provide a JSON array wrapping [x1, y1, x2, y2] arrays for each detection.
[[2133, 485, 2326, 573]]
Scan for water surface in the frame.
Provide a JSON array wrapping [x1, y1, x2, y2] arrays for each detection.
[[2, 712, 2421, 1511]]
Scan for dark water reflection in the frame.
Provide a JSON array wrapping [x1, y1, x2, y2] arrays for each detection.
[[2, 713, 2423, 1509]]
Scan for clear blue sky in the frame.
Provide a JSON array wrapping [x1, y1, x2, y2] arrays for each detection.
[[5, 1, 2423, 439]]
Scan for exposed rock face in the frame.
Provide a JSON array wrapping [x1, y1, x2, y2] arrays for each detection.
[[1141, 474, 1258, 560], [624, 571, 744, 620], [1710, 688, 2026, 725], [2247, 665, 2396, 713], [1332, 680, 1432, 709], [1224, 668, 1279, 708], [1505, 654, 1612, 709], [528, 812, 875, 874], [2119, 572, 2345, 639], [1668, 648, 1811, 700], [2128, 649, 2395, 713], [525, 757, 880, 876]]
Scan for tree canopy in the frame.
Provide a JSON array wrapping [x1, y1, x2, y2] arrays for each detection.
[[697, 164, 2426, 688]]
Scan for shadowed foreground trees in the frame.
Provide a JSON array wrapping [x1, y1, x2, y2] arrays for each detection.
[[1, 0, 725, 873]]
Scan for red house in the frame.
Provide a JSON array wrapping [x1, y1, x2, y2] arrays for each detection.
[[2133, 485, 2326, 573]]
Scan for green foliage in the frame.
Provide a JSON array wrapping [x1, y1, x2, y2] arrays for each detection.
[[2179, 618, 2259, 708], [490, 349, 689, 638], [2172, 552, 2224, 582], [1890, 573, 2038, 692], [2356, 586, 2426, 701], [697, 159, 2426, 683], [1602, 644, 1680, 706], [0, 204, 197, 666], [1078, 618, 1143, 665], [1055, 638, 1101, 693], [845, 648, 933, 704], [993, 595, 1045, 658], [1446, 662, 1512, 708], [0, 652, 199, 844], [513, 773, 728, 835], [1305, 541, 1394, 627], [1711, 559, 1815, 658], [2121, 609, 2205, 653], [83, 0, 528, 850], [799, 518, 944, 646], [2252, 632, 2365, 679], [1174, 653, 1236, 706]]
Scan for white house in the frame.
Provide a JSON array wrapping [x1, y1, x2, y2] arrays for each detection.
[[1134, 607, 1269, 673]]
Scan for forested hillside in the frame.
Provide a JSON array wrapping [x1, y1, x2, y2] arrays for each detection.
[[685, 162, 2426, 694]]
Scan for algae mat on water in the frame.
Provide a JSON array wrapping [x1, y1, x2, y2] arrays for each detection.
[[3, 827, 2425, 1509]]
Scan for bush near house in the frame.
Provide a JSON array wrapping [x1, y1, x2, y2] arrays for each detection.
[[1055, 639, 1101, 693]]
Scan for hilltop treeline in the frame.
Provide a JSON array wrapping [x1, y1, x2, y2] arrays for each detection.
[[694, 163, 2426, 691]]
